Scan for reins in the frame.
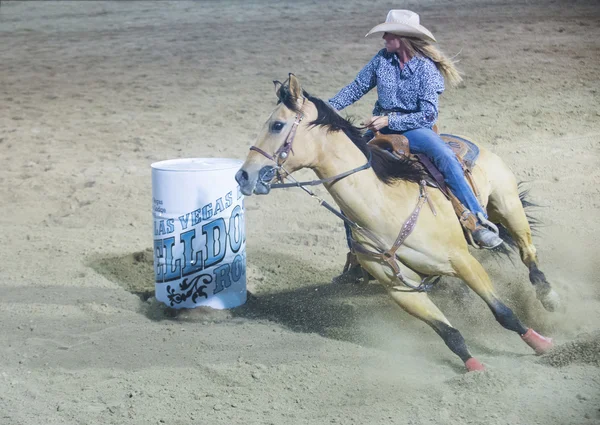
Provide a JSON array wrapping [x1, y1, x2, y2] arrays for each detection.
[[271, 150, 372, 188]]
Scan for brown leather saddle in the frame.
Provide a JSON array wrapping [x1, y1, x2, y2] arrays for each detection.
[[367, 129, 482, 233]]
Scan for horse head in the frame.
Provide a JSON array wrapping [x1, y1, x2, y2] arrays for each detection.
[[235, 74, 319, 196]]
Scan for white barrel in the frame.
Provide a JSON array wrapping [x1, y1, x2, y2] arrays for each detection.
[[151, 158, 246, 309]]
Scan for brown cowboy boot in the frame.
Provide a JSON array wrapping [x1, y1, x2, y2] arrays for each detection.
[[331, 252, 364, 284]]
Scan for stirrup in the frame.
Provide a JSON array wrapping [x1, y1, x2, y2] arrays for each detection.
[[464, 212, 501, 249], [471, 226, 504, 249], [476, 212, 499, 235]]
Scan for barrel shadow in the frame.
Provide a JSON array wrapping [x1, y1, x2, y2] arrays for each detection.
[[87, 248, 156, 302]]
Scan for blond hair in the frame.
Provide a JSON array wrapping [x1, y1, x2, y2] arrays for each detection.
[[402, 37, 463, 88]]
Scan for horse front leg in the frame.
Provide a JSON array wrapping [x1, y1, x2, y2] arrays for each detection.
[[363, 260, 485, 372], [450, 253, 554, 355]]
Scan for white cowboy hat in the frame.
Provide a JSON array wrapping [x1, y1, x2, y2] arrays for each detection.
[[365, 10, 436, 43]]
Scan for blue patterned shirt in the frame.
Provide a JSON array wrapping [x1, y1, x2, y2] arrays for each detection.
[[329, 49, 444, 132]]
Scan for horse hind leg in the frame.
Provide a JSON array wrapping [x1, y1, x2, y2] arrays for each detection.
[[451, 252, 553, 355], [488, 177, 560, 311], [501, 210, 559, 312], [528, 262, 560, 312]]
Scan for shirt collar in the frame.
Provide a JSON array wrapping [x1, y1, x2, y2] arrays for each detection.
[[384, 51, 419, 74], [404, 56, 418, 73]]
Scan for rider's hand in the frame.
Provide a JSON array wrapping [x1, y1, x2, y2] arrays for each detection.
[[366, 115, 389, 131]]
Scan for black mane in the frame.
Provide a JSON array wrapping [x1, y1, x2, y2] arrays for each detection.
[[277, 84, 426, 185]]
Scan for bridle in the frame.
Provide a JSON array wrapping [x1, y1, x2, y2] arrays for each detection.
[[248, 98, 372, 189], [249, 100, 305, 168]]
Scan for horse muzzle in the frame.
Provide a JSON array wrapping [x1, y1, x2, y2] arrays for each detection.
[[235, 166, 275, 196]]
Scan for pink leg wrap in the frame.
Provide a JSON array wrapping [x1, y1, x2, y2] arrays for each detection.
[[464, 357, 485, 372], [521, 328, 553, 355]]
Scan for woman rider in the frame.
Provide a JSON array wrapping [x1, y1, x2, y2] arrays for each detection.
[[328, 10, 503, 283]]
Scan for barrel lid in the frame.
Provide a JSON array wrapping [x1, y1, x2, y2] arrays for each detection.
[[151, 158, 243, 172]]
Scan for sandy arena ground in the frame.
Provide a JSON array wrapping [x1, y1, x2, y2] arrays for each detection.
[[1, 1, 599, 424]]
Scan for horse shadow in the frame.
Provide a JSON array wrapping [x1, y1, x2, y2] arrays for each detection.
[[232, 256, 393, 343], [89, 248, 529, 357]]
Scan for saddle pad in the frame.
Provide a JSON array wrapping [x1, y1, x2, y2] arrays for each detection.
[[439, 134, 480, 170]]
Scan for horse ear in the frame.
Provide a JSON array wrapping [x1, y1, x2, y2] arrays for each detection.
[[273, 80, 283, 98], [288, 73, 302, 101]]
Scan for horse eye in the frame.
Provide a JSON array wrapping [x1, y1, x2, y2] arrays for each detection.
[[270, 121, 284, 132]]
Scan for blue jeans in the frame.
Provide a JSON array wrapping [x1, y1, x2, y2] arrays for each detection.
[[344, 127, 485, 249]]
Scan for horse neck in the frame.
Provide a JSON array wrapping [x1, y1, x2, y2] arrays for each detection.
[[311, 130, 412, 225]]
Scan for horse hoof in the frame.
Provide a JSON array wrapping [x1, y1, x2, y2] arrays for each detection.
[[521, 328, 553, 355], [537, 287, 561, 312], [464, 357, 485, 372], [331, 265, 363, 285]]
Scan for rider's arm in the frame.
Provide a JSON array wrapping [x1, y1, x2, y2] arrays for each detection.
[[388, 62, 445, 132], [328, 52, 380, 111]]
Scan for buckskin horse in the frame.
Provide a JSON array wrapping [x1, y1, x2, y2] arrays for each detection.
[[235, 74, 558, 372]]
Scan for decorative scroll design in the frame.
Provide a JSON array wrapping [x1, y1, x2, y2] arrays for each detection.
[[166, 274, 211, 306]]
